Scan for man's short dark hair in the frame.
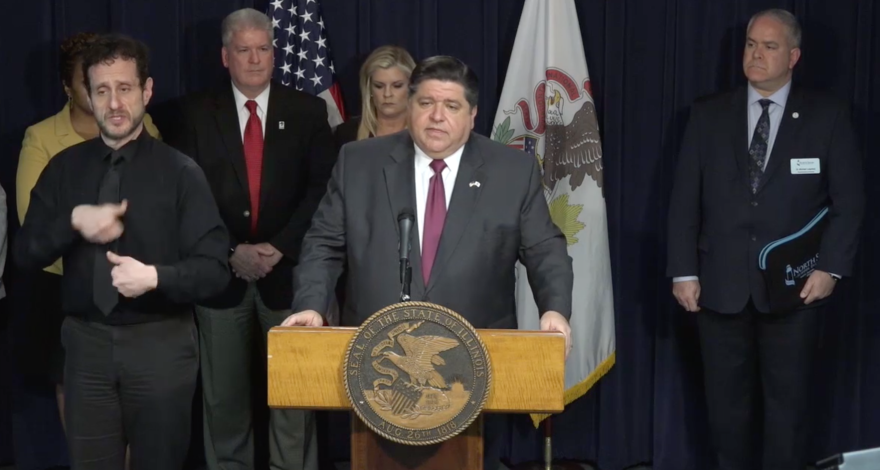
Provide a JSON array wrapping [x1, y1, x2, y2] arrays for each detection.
[[81, 33, 151, 92], [408, 56, 479, 109]]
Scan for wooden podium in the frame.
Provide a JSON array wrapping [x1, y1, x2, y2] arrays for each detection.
[[267, 326, 565, 470]]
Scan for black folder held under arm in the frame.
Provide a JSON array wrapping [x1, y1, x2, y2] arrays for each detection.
[[758, 207, 829, 313]]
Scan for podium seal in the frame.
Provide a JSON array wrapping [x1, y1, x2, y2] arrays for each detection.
[[343, 302, 492, 445]]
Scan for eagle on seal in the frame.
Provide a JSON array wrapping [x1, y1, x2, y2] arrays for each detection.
[[542, 85, 604, 192], [382, 334, 459, 389]]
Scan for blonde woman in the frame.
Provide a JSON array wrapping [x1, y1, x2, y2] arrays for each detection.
[[327, 46, 415, 343], [334, 45, 416, 147]]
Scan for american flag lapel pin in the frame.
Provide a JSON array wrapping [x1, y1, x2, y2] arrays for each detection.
[[279, 121, 286, 130]]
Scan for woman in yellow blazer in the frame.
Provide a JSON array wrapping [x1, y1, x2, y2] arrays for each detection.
[[15, 32, 160, 439]]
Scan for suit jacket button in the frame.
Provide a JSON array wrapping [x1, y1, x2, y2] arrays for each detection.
[[751, 235, 757, 241], [751, 201, 758, 207], [244, 210, 251, 217]]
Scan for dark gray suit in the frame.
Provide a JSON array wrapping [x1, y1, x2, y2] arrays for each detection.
[[292, 130, 573, 470], [292, 130, 572, 327]]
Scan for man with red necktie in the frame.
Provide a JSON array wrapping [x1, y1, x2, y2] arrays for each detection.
[[282, 55, 573, 470], [166, 8, 335, 470]]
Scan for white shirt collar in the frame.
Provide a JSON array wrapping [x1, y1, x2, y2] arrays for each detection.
[[414, 143, 464, 174], [747, 80, 791, 108], [231, 81, 271, 116]]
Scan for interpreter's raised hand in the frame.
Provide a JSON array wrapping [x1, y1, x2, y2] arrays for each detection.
[[72, 200, 128, 244]]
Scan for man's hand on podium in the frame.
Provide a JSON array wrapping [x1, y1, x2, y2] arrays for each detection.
[[540, 311, 572, 360], [280, 310, 325, 327]]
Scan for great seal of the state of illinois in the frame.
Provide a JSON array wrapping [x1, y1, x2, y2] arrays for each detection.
[[343, 302, 491, 445]]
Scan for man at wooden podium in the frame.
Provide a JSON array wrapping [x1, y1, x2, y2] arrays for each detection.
[[281, 56, 574, 469]]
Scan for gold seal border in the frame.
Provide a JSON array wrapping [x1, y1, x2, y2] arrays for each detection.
[[342, 301, 493, 446]]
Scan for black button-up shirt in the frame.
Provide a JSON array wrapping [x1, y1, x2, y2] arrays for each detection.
[[15, 132, 231, 325]]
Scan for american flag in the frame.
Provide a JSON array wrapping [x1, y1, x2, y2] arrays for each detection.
[[507, 135, 538, 156], [267, 0, 346, 127]]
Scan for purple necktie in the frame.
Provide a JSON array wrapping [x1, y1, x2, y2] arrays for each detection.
[[422, 159, 448, 284]]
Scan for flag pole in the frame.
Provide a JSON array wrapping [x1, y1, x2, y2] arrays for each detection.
[[543, 418, 553, 470], [513, 417, 581, 470]]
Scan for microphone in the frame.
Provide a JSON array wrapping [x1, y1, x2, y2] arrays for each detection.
[[397, 208, 415, 301]]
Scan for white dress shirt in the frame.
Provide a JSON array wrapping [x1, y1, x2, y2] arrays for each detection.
[[414, 144, 463, 253], [231, 81, 270, 140]]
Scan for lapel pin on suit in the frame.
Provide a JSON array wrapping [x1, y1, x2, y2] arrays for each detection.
[[792, 112, 799, 119], [279, 121, 286, 129], [469, 181, 481, 188]]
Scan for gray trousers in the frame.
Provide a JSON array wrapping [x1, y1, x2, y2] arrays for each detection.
[[197, 283, 317, 470]]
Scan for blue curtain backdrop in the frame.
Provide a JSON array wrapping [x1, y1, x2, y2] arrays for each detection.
[[1, 1, 878, 469]]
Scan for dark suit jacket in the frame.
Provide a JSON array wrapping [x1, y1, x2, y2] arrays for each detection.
[[667, 86, 864, 313], [167, 81, 336, 310], [292, 131, 573, 329], [332, 116, 361, 150]]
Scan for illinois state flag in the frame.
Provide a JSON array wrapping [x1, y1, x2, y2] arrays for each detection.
[[492, 0, 615, 426]]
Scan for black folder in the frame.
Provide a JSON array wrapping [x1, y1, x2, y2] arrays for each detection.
[[758, 207, 829, 313]]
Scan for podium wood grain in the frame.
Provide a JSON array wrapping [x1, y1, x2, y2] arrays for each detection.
[[267, 327, 565, 413], [350, 414, 483, 470]]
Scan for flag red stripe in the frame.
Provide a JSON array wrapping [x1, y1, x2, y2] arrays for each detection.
[[330, 83, 346, 120]]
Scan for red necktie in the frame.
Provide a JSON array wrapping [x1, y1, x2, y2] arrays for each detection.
[[422, 159, 447, 284], [243, 100, 263, 233]]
